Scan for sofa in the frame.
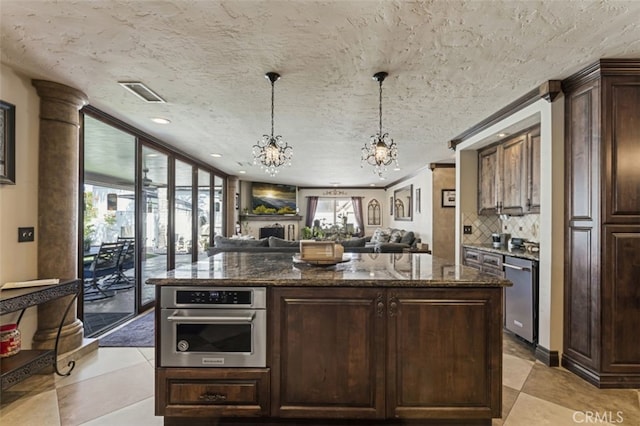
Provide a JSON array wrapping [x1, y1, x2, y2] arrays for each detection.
[[364, 228, 419, 253], [208, 235, 374, 255]]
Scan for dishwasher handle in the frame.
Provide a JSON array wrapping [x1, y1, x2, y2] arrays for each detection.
[[503, 263, 531, 272]]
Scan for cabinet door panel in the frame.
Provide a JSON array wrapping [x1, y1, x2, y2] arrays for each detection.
[[605, 79, 640, 221], [387, 289, 502, 419], [478, 147, 498, 215], [527, 130, 541, 212], [602, 226, 640, 374], [271, 288, 385, 419], [500, 135, 527, 214]]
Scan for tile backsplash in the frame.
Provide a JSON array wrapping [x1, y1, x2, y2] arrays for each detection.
[[462, 212, 539, 245]]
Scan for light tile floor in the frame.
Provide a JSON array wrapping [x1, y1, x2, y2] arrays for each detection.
[[1, 334, 638, 425]]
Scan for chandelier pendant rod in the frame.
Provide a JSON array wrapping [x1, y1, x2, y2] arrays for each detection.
[[379, 78, 383, 137], [271, 77, 275, 139]]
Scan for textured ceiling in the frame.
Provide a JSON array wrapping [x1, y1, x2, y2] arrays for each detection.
[[2, 1, 640, 187]]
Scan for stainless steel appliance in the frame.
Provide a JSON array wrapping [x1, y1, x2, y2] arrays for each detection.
[[160, 286, 266, 367], [504, 256, 538, 344], [508, 237, 527, 251]]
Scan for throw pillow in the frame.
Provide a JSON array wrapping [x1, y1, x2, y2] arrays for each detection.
[[370, 228, 392, 244], [389, 229, 403, 243], [400, 231, 415, 245]]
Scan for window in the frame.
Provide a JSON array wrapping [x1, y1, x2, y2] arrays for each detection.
[[312, 198, 357, 235]]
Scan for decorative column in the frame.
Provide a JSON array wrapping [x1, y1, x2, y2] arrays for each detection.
[[31, 80, 88, 354]]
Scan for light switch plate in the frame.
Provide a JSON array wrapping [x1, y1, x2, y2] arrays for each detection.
[[18, 227, 35, 242]]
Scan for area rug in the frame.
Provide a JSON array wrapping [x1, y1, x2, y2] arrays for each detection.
[[99, 310, 155, 347]]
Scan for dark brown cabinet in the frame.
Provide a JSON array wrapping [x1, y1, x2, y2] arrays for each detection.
[[562, 59, 640, 388], [478, 126, 540, 215], [270, 287, 385, 419], [156, 368, 270, 417], [271, 287, 502, 420]]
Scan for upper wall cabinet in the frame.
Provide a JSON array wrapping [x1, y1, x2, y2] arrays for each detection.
[[526, 128, 541, 213], [478, 126, 540, 215]]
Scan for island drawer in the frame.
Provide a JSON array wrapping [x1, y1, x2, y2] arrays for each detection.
[[156, 367, 270, 417]]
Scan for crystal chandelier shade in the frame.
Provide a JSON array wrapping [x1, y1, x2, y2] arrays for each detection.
[[361, 71, 398, 178], [252, 72, 293, 176]]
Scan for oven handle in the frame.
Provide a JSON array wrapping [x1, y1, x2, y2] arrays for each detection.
[[167, 313, 256, 323]]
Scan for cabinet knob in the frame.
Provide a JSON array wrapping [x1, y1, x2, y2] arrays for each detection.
[[376, 292, 385, 317], [388, 295, 398, 317]]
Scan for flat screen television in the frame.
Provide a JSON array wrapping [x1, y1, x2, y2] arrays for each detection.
[[251, 182, 297, 214]]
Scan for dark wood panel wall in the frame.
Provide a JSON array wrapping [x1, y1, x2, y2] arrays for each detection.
[[562, 59, 640, 388]]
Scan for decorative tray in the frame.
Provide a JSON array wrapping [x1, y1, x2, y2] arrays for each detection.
[[292, 254, 350, 266]]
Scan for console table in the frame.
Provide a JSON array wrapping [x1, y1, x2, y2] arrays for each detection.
[[0, 279, 80, 391]]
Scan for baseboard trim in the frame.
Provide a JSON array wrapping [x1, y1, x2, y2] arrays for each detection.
[[534, 344, 559, 367], [561, 354, 640, 388]]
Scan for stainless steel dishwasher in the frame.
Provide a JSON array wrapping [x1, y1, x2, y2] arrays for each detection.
[[504, 256, 538, 344]]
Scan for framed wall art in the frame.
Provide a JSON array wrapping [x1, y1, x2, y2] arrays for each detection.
[[0, 100, 16, 185], [441, 189, 456, 208], [394, 184, 413, 221]]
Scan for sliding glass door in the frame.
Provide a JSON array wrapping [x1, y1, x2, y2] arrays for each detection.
[[139, 146, 169, 308], [82, 115, 136, 336]]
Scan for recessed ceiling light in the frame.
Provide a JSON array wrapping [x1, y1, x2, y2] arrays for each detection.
[[210, 153, 222, 158], [238, 170, 247, 174], [379, 176, 386, 181], [151, 117, 171, 124], [393, 167, 401, 171], [369, 183, 376, 187], [498, 132, 508, 137]]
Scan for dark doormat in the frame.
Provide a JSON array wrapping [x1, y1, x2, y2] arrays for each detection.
[[99, 310, 155, 347], [84, 312, 132, 338]]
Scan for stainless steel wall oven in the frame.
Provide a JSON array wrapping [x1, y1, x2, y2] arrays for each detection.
[[160, 287, 266, 368]]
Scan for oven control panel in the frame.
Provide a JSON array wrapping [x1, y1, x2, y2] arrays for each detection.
[[175, 290, 252, 305]]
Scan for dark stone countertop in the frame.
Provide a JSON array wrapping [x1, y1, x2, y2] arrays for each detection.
[[462, 244, 539, 262], [146, 252, 511, 288]]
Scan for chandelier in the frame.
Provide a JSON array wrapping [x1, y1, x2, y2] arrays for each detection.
[[252, 72, 293, 176], [361, 71, 398, 177]]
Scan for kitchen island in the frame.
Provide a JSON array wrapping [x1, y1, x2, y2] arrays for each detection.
[[148, 251, 511, 426]]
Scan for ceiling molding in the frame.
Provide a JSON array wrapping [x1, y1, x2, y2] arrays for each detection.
[[562, 58, 640, 92], [429, 163, 456, 171], [447, 80, 562, 150]]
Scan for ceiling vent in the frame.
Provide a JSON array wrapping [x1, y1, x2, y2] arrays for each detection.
[[118, 81, 166, 103]]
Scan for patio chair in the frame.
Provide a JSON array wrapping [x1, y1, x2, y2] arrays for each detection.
[[83, 241, 124, 301], [102, 238, 135, 291]]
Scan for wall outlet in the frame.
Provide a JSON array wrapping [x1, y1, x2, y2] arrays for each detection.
[[463, 225, 472, 235], [18, 227, 35, 242]]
